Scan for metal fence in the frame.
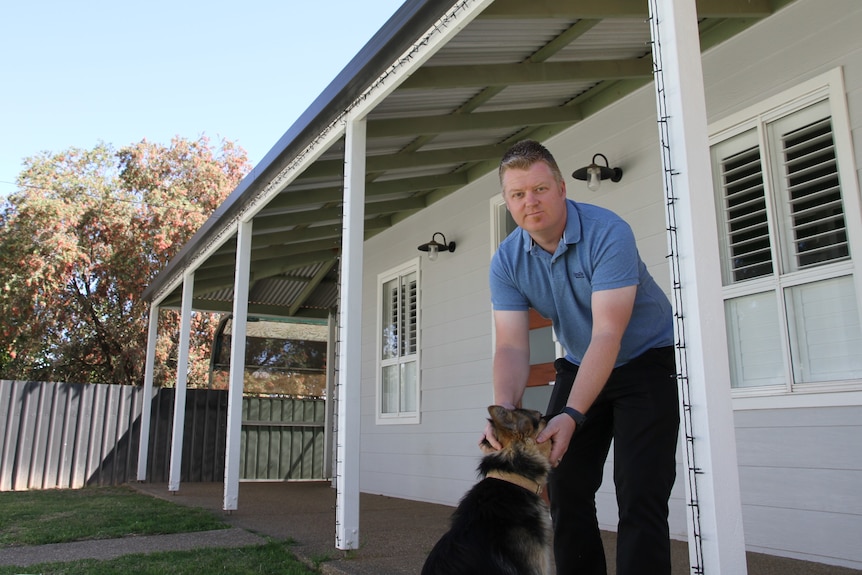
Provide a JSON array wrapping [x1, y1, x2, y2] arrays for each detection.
[[240, 395, 327, 480], [0, 380, 327, 491]]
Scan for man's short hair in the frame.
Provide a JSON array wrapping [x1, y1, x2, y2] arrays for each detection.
[[498, 139, 564, 186]]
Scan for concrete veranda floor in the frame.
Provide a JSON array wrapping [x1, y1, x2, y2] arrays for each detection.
[[131, 481, 860, 575]]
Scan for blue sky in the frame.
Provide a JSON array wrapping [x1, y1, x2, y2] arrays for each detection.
[[0, 0, 405, 197]]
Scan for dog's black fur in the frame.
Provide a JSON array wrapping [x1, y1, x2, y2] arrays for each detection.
[[421, 405, 553, 575]]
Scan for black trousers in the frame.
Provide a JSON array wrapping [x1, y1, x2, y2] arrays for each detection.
[[546, 347, 680, 575]]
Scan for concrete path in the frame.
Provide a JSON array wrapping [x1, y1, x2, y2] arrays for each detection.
[[0, 528, 265, 568]]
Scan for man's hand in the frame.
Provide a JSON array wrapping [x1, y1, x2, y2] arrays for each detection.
[[479, 419, 502, 453], [537, 413, 577, 466]]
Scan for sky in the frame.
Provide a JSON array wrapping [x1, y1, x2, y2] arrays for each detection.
[[0, 0, 406, 197]]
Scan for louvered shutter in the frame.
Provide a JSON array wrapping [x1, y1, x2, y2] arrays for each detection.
[[712, 129, 773, 284], [401, 273, 417, 356], [769, 101, 849, 272]]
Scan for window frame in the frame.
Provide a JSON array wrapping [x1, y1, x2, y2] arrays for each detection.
[[709, 68, 862, 404], [375, 257, 421, 425]]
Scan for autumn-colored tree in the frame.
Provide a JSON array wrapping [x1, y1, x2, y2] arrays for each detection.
[[0, 136, 250, 386]]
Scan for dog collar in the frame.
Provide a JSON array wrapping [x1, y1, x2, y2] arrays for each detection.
[[486, 470, 544, 495]]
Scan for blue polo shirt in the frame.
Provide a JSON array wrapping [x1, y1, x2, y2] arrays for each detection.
[[490, 200, 673, 367]]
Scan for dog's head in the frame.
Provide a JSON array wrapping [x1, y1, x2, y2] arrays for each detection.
[[480, 405, 552, 461]]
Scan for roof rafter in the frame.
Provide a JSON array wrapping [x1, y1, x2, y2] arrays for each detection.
[[202, 238, 342, 270], [302, 143, 512, 179], [400, 59, 653, 90], [368, 105, 584, 137]]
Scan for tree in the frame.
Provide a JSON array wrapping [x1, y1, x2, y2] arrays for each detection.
[[0, 136, 250, 386]]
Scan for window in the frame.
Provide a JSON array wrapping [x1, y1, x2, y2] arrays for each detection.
[[376, 259, 420, 423], [211, 318, 328, 396], [710, 69, 862, 394]]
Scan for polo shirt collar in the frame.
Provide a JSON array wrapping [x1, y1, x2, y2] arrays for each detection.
[[563, 199, 582, 245], [520, 199, 582, 251]]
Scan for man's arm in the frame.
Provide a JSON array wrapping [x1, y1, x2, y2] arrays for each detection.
[[481, 309, 531, 449], [492, 309, 531, 408], [566, 285, 636, 415], [538, 285, 637, 463]]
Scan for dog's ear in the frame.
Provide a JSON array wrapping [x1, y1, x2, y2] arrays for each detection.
[[487, 405, 516, 443], [488, 405, 542, 438], [487, 404, 510, 422]]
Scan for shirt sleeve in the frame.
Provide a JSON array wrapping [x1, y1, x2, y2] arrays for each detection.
[[489, 251, 530, 311], [589, 218, 641, 292]]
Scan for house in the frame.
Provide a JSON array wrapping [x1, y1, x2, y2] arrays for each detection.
[[138, 0, 862, 570]]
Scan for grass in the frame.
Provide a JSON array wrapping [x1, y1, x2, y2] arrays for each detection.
[[0, 485, 321, 575], [0, 485, 228, 546], [0, 541, 319, 575]]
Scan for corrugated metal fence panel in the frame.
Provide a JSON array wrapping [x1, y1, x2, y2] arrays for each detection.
[[144, 388, 228, 484], [240, 396, 326, 481], [0, 381, 327, 491], [0, 380, 144, 491]]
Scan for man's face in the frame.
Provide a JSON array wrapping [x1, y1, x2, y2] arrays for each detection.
[[501, 161, 568, 239]]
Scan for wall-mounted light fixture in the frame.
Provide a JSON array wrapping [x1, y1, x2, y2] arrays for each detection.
[[417, 232, 456, 261], [572, 153, 623, 191]]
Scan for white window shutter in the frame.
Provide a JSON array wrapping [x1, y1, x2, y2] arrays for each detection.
[[713, 129, 773, 284], [769, 101, 849, 272]]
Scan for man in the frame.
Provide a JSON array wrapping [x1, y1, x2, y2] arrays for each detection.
[[484, 139, 680, 574]]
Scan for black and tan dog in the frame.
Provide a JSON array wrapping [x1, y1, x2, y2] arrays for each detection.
[[421, 405, 553, 575]]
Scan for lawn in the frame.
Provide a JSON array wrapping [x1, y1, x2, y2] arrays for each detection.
[[0, 485, 226, 546], [0, 485, 321, 575]]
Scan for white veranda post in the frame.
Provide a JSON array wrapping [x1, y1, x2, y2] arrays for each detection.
[[326, 0, 495, 548], [168, 272, 194, 493], [648, 0, 748, 573], [223, 219, 252, 511], [136, 302, 159, 481], [335, 114, 366, 550]]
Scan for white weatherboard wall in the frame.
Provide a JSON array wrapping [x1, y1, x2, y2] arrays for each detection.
[[360, 169, 499, 505], [734, 406, 862, 566], [700, 0, 862, 568], [358, 0, 862, 568]]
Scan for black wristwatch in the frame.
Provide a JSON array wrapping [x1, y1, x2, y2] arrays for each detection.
[[561, 406, 587, 427]]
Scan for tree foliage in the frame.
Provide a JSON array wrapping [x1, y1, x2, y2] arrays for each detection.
[[0, 136, 250, 385]]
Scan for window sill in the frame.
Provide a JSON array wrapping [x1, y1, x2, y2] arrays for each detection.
[[731, 387, 862, 411]]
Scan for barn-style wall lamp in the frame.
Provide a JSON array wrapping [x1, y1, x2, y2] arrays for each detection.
[[572, 153, 623, 191], [417, 232, 456, 261]]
